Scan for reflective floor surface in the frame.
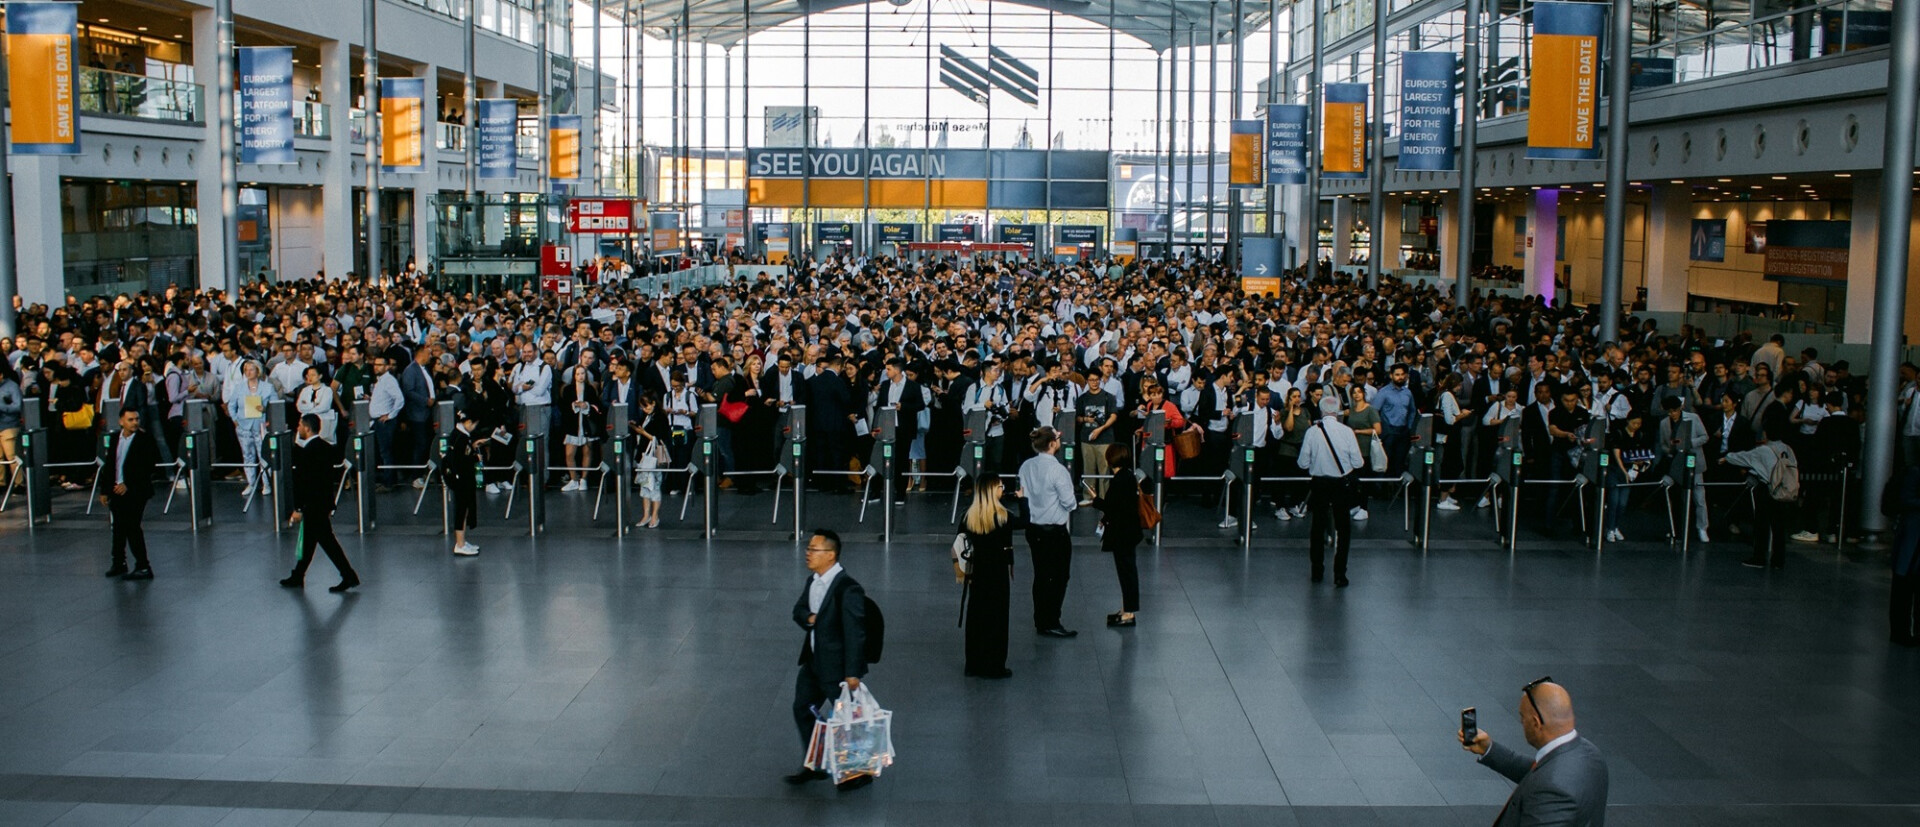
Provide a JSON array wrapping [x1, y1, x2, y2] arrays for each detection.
[[1, 479, 1917, 825]]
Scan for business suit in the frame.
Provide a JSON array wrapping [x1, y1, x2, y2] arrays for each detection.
[[1480, 735, 1610, 826], [872, 377, 924, 498], [790, 569, 869, 747], [398, 361, 435, 468], [104, 428, 159, 574], [286, 435, 358, 585]]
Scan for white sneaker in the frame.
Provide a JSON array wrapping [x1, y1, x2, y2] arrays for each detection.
[[1476, 495, 1491, 509], [485, 483, 501, 495], [1824, 534, 1839, 544], [1218, 516, 1239, 529], [241, 485, 255, 498], [1698, 527, 1712, 543], [500, 480, 515, 491], [1607, 529, 1624, 542], [453, 543, 479, 556], [1350, 507, 1369, 521], [1435, 498, 1461, 511], [1274, 507, 1294, 522], [175, 479, 188, 491], [261, 482, 272, 495], [1292, 503, 1308, 518], [1790, 530, 1820, 544]]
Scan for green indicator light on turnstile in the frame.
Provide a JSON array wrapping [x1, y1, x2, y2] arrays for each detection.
[[1155, 447, 1164, 462], [185, 435, 194, 450], [1423, 450, 1434, 466], [613, 441, 623, 455], [1686, 455, 1696, 468], [1245, 450, 1254, 463], [352, 437, 360, 451], [974, 446, 983, 459], [702, 442, 711, 456], [1599, 455, 1610, 467], [1512, 452, 1522, 466], [883, 445, 893, 459], [439, 439, 447, 452], [793, 443, 802, 458], [525, 440, 535, 455]]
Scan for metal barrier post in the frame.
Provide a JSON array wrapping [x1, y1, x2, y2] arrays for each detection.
[[873, 409, 898, 543], [1230, 413, 1254, 547], [19, 401, 50, 528], [604, 404, 631, 536], [1409, 413, 1434, 549], [1144, 410, 1166, 546], [523, 430, 547, 535], [186, 400, 216, 530], [267, 404, 296, 531], [353, 417, 379, 533], [774, 405, 807, 539], [955, 410, 989, 523], [698, 403, 717, 539], [1584, 421, 1609, 551]]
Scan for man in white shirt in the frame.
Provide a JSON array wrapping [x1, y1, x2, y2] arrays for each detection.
[[511, 345, 553, 407], [367, 355, 406, 489], [1018, 426, 1079, 638], [1298, 396, 1364, 587]]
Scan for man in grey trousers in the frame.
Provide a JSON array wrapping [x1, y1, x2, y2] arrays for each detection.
[[1461, 678, 1609, 826]]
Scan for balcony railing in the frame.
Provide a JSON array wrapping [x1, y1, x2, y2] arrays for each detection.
[[437, 122, 467, 151], [78, 66, 203, 124], [294, 101, 331, 139]]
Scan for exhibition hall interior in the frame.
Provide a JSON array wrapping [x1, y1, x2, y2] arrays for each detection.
[[1, 0, 1918, 824]]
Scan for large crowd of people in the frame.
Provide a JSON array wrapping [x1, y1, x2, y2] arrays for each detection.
[[0, 246, 1911, 642]]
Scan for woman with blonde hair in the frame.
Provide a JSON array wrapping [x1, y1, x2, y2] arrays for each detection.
[[959, 476, 1022, 679]]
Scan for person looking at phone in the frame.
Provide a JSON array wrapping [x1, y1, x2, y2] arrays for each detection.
[[1459, 678, 1609, 826]]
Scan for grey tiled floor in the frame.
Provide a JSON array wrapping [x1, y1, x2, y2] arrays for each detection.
[[2, 481, 1918, 825]]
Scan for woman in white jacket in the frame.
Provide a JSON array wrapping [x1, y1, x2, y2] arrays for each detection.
[[295, 366, 339, 444], [227, 360, 280, 497]]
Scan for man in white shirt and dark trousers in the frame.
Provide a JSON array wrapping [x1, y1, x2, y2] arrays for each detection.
[[1298, 396, 1364, 587], [1019, 426, 1080, 637]]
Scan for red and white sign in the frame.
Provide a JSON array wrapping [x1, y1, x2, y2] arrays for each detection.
[[540, 244, 573, 276], [564, 198, 638, 234], [540, 276, 574, 295]]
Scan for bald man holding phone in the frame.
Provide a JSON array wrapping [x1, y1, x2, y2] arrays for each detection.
[[1460, 677, 1610, 826]]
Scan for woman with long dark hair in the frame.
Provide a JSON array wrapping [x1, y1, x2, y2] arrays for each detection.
[[1091, 443, 1144, 627]]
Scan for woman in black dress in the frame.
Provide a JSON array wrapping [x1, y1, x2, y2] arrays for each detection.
[[1092, 444, 1144, 627], [959, 476, 1022, 679]]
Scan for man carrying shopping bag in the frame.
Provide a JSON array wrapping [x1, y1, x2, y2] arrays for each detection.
[[786, 529, 875, 791]]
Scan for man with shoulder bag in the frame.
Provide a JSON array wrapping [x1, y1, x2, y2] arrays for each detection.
[[1297, 396, 1364, 587]]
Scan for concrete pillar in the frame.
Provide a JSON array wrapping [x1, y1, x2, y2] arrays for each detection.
[[1526, 188, 1560, 304], [321, 40, 354, 279], [191, 9, 226, 291], [1331, 196, 1354, 269], [412, 62, 439, 272], [10, 156, 64, 304], [1845, 171, 1882, 344], [1377, 195, 1402, 274], [1438, 194, 1460, 296], [1643, 184, 1692, 313], [1287, 187, 1311, 270]]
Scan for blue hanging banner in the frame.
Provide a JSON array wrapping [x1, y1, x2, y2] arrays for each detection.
[[1266, 104, 1309, 185], [237, 47, 295, 165], [1397, 51, 1457, 172], [476, 99, 518, 180]]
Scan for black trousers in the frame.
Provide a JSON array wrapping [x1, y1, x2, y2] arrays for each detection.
[[791, 659, 831, 749], [1892, 569, 1919, 641], [451, 484, 478, 530], [1026, 523, 1073, 630], [404, 419, 432, 471], [1750, 499, 1791, 567], [290, 512, 357, 582], [964, 563, 1011, 673], [1308, 477, 1353, 578], [108, 494, 151, 570], [1110, 536, 1141, 612]]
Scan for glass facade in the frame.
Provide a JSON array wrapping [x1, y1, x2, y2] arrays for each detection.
[[61, 181, 200, 299]]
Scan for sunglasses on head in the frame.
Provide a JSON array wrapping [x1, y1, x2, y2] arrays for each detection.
[[1523, 675, 1552, 718]]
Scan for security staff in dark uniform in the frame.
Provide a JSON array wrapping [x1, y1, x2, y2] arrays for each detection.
[[102, 407, 159, 581], [281, 414, 360, 592], [446, 409, 482, 556]]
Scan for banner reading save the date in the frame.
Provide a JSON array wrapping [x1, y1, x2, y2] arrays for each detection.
[[1527, 2, 1605, 161], [7, 2, 80, 155], [1321, 83, 1367, 180]]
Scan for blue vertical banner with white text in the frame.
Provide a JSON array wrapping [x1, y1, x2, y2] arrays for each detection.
[[237, 47, 295, 165], [1266, 104, 1309, 185], [1396, 51, 1457, 171], [476, 99, 518, 179]]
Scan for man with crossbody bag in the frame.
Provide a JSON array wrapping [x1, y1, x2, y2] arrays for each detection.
[[1297, 396, 1365, 587]]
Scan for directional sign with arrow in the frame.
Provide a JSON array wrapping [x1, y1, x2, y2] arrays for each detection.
[[1240, 236, 1283, 296], [1689, 218, 1725, 262]]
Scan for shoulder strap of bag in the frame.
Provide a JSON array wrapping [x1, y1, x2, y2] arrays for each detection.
[[1316, 422, 1349, 476]]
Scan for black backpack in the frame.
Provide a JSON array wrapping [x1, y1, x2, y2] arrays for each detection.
[[863, 595, 885, 665]]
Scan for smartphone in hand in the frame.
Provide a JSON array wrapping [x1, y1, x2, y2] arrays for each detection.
[[1461, 707, 1478, 743]]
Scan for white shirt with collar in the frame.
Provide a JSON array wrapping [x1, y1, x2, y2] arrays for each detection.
[[115, 430, 135, 485], [1533, 729, 1580, 765], [807, 562, 844, 651]]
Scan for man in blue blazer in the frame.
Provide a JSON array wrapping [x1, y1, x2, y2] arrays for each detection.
[[1462, 678, 1609, 826]]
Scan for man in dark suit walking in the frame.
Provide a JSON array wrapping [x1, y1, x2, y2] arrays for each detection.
[[1461, 678, 1609, 826], [784, 529, 871, 790], [280, 414, 360, 592], [102, 407, 159, 581]]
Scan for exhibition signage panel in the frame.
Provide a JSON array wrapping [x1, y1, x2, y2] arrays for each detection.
[[1763, 221, 1850, 282], [476, 99, 519, 179], [7, 2, 80, 155], [1689, 219, 1726, 263], [1229, 120, 1263, 189], [1321, 84, 1367, 180], [379, 77, 427, 173], [1266, 105, 1309, 185], [237, 47, 295, 165], [1397, 51, 1457, 172], [1527, 2, 1605, 161], [548, 114, 585, 182], [565, 199, 637, 234]]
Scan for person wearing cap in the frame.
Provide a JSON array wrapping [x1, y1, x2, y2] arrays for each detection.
[[446, 409, 482, 556], [281, 413, 359, 591], [1297, 395, 1364, 587]]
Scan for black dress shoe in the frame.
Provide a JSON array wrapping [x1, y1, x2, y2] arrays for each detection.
[[104, 565, 128, 578], [122, 568, 153, 581], [1334, 576, 1351, 588], [1740, 557, 1767, 569], [327, 578, 361, 594], [1038, 626, 1078, 638], [1109, 616, 1136, 628], [835, 774, 875, 792], [279, 577, 303, 588], [979, 668, 1013, 679], [783, 768, 829, 785], [1891, 634, 1918, 648], [1310, 570, 1325, 583]]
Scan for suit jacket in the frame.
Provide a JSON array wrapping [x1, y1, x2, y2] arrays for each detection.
[[807, 369, 855, 443], [290, 436, 340, 516], [603, 378, 643, 430], [872, 378, 924, 441], [792, 571, 869, 696], [1521, 403, 1554, 460], [398, 362, 434, 422], [761, 367, 811, 408], [1705, 411, 1756, 463], [1482, 736, 1609, 827], [106, 428, 160, 502]]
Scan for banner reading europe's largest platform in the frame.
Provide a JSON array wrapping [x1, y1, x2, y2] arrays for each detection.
[[1527, 2, 1605, 161], [379, 78, 427, 173], [1321, 84, 1367, 180], [1397, 51, 1457, 172], [7, 2, 80, 155], [1266, 105, 1309, 185], [476, 99, 519, 179], [237, 47, 295, 165]]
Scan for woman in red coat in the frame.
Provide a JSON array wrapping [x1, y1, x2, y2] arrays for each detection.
[[1132, 380, 1187, 479]]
